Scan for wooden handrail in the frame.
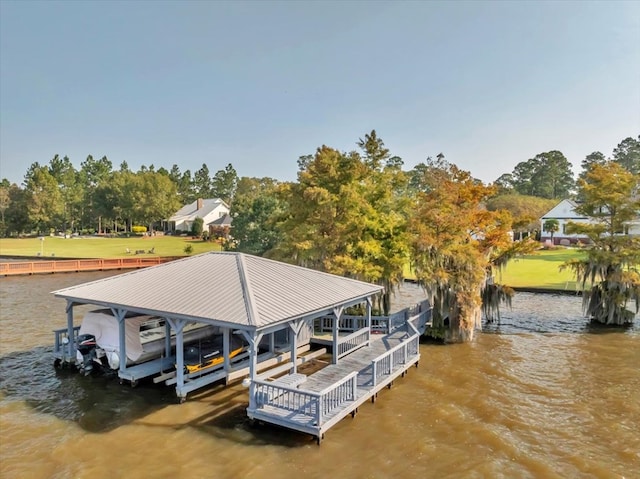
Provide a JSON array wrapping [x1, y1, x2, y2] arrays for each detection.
[[0, 257, 180, 276]]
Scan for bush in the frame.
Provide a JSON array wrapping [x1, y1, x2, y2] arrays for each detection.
[[183, 244, 193, 255], [132, 225, 148, 233], [191, 217, 204, 236]]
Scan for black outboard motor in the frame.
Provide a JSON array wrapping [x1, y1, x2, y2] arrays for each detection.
[[77, 334, 98, 376]]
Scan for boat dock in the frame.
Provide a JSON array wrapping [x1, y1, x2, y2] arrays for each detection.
[[249, 317, 423, 443], [50, 252, 431, 443]]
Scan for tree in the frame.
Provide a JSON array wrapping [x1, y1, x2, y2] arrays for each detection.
[[227, 177, 283, 255], [510, 151, 575, 199], [23, 163, 63, 234], [580, 151, 607, 180], [193, 163, 212, 199], [271, 132, 410, 314], [543, 218, 560, 243], [211, 163, 238, 204], [612, 136, 640, 175], [48, 155, 82, 233], [562, 162, 640, 325], [409, 160, 521, 342], [0, 182, 9, 236], [79, 155, 113, 233], [486, 194, 556, 240], [191, 217, 204, 237]]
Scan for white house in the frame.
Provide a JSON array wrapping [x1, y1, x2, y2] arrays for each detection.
[[540, 199, 640, 245], [168, 198, 230, 233]]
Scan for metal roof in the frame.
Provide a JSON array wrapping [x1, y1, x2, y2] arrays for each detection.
[[53, 252, 383, 330]]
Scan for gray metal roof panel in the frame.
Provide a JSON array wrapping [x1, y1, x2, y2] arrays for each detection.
[[52, 252, 383, 329]]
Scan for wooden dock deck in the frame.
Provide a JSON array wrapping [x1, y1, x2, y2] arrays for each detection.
[[0, 257, 180, 276], [247, 318, 423, 443]]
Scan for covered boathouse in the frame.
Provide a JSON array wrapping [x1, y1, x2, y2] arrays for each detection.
[[52, 252, 429, 443]]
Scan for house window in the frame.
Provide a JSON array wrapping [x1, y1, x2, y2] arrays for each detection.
[[562, 224, 567, 234]]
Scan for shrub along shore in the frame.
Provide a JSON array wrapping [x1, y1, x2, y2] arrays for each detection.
[[0, 236, 585, 291]]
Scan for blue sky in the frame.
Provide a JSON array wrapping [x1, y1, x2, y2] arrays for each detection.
[[1, 1, 639, 185]]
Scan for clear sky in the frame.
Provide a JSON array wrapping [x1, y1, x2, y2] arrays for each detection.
[[1, 0, 639, 186]]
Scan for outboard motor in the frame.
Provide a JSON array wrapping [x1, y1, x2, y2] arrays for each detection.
[[77, 334, 98, 376]]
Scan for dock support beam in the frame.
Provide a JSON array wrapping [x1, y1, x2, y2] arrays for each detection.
[[167, 318, 186, 400], [240, 330, 264, 411], [65, 301, 75, 364], [113, 308, 128, 379], [223, 327, 230, 374], [288, 320, 305, 374], [366, 298, 372, 345], [332, 306, 344, 365]]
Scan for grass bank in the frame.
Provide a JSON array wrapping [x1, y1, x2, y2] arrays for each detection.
[[404, 248, 586, 291], [0, 235, 222, 259], [1, 238, 586, 292], [497, 249, 585, 291]]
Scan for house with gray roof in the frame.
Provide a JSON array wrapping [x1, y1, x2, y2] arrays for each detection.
[[168, 198, 229, 233]]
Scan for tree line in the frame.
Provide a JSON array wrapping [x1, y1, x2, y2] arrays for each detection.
[[1, 132, 638, 336]]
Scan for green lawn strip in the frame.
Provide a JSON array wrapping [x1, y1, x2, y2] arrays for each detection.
[[497, 249, 583, 290], [404, 248, 586, 291], [0, 236, 222, 259], [0, 239, 588, 292]]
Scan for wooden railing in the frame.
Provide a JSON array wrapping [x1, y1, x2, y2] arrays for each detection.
[[371, 333, 420, 387], [316, 315, 368, 334], [337, 327, 369, 359], [253, 371, 358, 426], [0, 257, 179, 276], [53, 325, 81, 363]]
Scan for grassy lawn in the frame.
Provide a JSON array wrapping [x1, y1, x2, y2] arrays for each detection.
[[498, 248, 585, 290], [1, 237, 586, 291], [404, 248, 586, 291], [0, 235, 222, 258]]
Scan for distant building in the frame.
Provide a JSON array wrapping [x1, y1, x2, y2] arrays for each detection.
[[168, 198, 229, 233], [540, 199, 640, 245]]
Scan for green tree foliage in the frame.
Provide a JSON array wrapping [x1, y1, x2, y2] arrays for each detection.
[[0, 181, 9, 236], [48, 155, 83, 232], [0, 182, 28, 235], [486, 194, 556, 239], [580, 151, 607, 179], [23, 163, 63, 234], [543, 218, 560, 242], [79, 155, 113, 232], [612, 135, 640, 175], [193, 163, 212, 199], [211, 163, 238, 204], [271, 131, 410, 314], [509, 151, 575, 199], [562, 162, 640, 325], [228, 177, 283, 255], [191, 217, 204, 237]]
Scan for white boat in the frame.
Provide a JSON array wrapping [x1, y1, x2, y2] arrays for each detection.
[[75, 309, 217, 374]]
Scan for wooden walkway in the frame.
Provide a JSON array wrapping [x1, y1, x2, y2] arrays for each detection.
[[0, 257, 181, 276], [247, 318, 423, 443]]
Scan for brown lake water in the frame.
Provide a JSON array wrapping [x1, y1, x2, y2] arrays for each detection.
[[0, 272, 639, 479]]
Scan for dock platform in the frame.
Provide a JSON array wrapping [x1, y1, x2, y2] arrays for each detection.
[[248, 318, 423, 443]]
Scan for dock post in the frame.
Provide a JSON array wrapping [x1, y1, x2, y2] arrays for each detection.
[[223, 328, 230, 375], [332, 306, 344, 365], [65, 301, 75, 365], [167, 318, 186, 400], [114, 309, 127, 379]]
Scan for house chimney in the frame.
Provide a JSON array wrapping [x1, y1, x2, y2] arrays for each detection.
[[197, 198, 203, 210]]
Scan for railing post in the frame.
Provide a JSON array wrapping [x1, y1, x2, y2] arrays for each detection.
[[372, 360, 377, 387], [352, 374, 357, 400]]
